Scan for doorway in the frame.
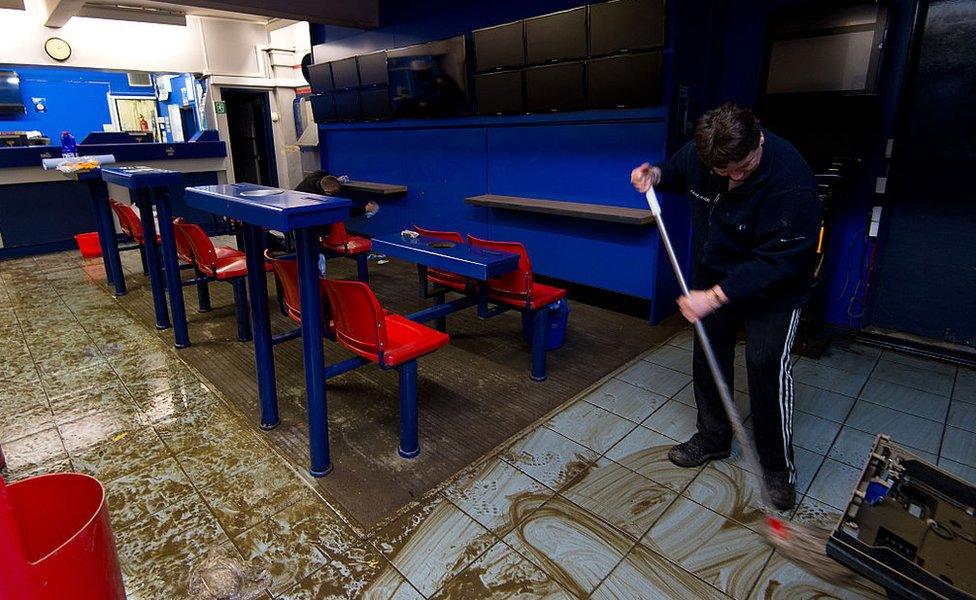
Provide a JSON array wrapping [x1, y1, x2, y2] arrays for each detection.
[[222, 88, 278, 187], [869, 0, 976, 348]]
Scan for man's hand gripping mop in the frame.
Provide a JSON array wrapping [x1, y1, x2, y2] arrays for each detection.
[[644, 186, 856, 585]]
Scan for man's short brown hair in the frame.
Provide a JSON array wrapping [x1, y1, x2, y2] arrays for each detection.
[[694, 102, 762, 170]]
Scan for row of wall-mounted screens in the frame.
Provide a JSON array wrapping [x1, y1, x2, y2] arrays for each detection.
[[311, 50, 662, 122], [308, 0, 665, 122], [473, 0, 664, 72]]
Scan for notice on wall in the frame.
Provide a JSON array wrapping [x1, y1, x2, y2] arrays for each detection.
[[214, 100, 227, 115]]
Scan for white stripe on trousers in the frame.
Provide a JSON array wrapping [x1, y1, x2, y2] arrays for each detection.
[[778, 309, 801, 482]]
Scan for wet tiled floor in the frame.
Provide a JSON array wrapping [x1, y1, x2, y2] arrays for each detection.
[[1, 251, 973, 599]]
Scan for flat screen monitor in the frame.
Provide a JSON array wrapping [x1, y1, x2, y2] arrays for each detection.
[[525, 61, 584, 112], [388, 35, 470, 117], [360, 86, 392, 120], [310, 93, 336, 123], [0, 70, 25, 115], [332, 57, 360, 90], [587, 51, 663, 108], [334, 90, 361, 121], [475, 71, 524, 115], [589, 0, 666, 56], [358, 51, 389, 87], [307, 63, 334, 93], [766, 30, 876, 93], [473, 21, 525, 72], [525, 7, 587, 65]]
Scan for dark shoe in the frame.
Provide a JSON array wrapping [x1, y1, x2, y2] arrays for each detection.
[[667, 434, 731, 468], [764, 470, 796, 511]]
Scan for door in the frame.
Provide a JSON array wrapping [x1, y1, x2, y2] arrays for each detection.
[[869, 0, 976, 347], [222, 89, 278, 187]]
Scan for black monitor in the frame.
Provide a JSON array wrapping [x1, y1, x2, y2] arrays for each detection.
[[358, 51, 389, 87], [525, 61, 584, 112], [0, 70, 25, 115], [310, 93, 336, 123], [334, 90, 361, 121], [475, 71, 524, 115], [307, 63, 334, 93], [331, 57, 360, 90], [388, 35, 470, 118], [473, 21, 525, 72], [587, 51, 663, 108], [525, 7, 587, 64], [360, 86, 392, 120], [589, 0, 666, 56]]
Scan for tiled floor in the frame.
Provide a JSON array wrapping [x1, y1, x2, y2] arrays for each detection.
[[1, 251, 973, 599]]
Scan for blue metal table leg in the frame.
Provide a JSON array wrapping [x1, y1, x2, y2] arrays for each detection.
[[194, 266, 212, 312], [134, 188, 170, 330], [242, 223, 279, 430], [295, 227, 332, 476], [232, 278, 252, 342], [89, 179, 126, 294], [356, 253, 369, 283], [397, 360, 420, 458], [156, 186, 190, 348], [434, 291, 447, 332], [531, 307, 550, 382]]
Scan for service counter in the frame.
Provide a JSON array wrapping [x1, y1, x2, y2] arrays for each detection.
[[0, 140, 228, 258]]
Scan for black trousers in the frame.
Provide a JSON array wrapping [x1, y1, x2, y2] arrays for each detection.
[[693, 306, 801, 482]]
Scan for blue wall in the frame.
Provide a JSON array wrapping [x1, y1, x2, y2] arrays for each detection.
[[313, 0, 701, 322], [0, 65, 157, 141]]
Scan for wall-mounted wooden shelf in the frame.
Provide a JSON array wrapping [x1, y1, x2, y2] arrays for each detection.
[[465, 194, 654, 225], [341, 180, 408, 195]]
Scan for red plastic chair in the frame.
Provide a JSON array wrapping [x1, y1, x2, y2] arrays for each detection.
[[320, 222, 371, 282], [413, 225, 470, 293], [467, 236, 566, 381], [173, 218, 267, 341], [108, 199, 155, 275], [265, 252, 330, 326], [1, 473, 126, 599], [323, 278, 449, 457]]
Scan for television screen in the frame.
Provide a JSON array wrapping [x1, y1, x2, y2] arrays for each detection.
[[0, 71, 25, 115], [334, 90, 361, 121], [587, 51, 663, 108], [766, 30, 876, 93], [309, 93, 336, 123], [589, 0, 666, 56], [358, 51, 389, 87], [388, 35, 470, 117], [525, 7, 587, 64], [473, 21, 525, 72], [332, 57, 360, 90], [360, 86, 392, 120], [475, 71, 524, 115], [525, 61, 584, 112], [307, 63, 334, 93]]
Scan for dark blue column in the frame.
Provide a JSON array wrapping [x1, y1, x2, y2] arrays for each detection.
[[157, 185, 190, 348], [88, 179, 126, 295], [397, 360, 420, 458], [531, 306, 550, 382], [134, 188, 170, 330], [242, 223, 279, 429]]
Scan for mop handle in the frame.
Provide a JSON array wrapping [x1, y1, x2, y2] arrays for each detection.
[[645, 187, 771, 503]]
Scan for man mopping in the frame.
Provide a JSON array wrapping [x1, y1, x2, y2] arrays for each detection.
[[631, 102, 821, 510]]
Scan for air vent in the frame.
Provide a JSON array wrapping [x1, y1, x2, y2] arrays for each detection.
[[127, 72, 152, 87]]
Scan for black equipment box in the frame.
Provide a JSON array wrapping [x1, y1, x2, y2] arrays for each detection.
[[828, 435, 975, 600]]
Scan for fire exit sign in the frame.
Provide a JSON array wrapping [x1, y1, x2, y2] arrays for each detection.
[[214, 100, 226, 115]]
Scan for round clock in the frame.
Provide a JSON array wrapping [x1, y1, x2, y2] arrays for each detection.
[[45, 37, 71, 62]]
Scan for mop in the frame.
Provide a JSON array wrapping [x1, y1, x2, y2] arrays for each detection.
[[644, 186, 856, 585]]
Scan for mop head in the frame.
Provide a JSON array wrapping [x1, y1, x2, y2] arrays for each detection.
[[763, 516, 858, 586], [187, 547, 272, 600]]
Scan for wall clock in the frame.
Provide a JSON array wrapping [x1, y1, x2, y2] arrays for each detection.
[[45, 37, 71, 62]]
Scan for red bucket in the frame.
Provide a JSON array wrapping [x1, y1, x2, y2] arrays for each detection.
[[0, 473, 125, 599], [74, 232, 102, 258]]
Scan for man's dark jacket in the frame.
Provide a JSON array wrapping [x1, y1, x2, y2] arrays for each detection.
[[655, 130, 821, 312]]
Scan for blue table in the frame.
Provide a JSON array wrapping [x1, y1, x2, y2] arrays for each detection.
[[371, 233, 556, 381], [73, 170, 126, 296], [101, 167, 190, 348], [184, 183, 350, 476]]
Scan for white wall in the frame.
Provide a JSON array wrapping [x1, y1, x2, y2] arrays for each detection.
[[0, 0, 207, 72]]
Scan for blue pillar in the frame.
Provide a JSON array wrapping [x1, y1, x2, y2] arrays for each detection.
[[157, 185, 190, 348], [295, 227, 332, 476], [134, 188, 170, 330], [397, 360, 420, 458], [531, 307, 550, 382], [242, 223, 279, 429]]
